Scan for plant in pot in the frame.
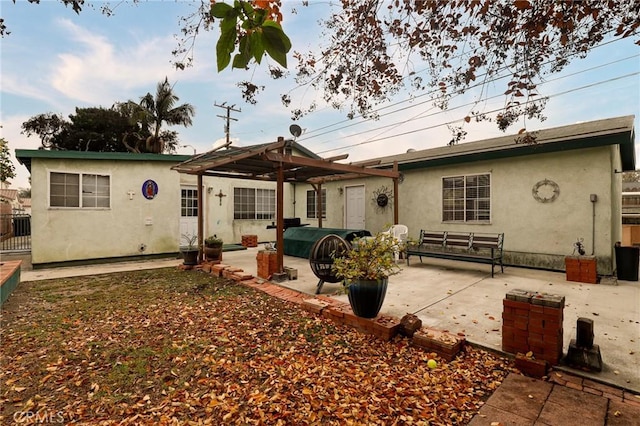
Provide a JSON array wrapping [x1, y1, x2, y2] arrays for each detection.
[[180, 233, 199, 266], [204, 235, 223, 261], [331, 232, 403, 318]]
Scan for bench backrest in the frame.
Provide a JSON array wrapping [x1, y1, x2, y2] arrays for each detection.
[[418, 230, 504, 253], [419, 230, 446, 246], [446, 232, 473, 249], [471, 232, 504, 252]]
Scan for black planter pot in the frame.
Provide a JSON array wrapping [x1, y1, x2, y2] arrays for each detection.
[[181, 249, 199, 266], [347, 278, 388, 318], [204, 244, 223, 261]]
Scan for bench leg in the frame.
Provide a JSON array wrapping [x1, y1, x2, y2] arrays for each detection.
[[315, 279, 324, 295]]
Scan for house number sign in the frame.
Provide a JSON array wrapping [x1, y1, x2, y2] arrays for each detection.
[[532, 179, 560, 203], [142, 179, 159, 200]]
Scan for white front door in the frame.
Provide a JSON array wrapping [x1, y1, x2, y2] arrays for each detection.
[[179, 186, 198, 245], [345, 185, 365, 229]]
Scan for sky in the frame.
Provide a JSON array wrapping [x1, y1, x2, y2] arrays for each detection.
[[1, 0, 639, 190]]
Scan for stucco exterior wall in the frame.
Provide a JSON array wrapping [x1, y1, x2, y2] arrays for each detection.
[[179, 174, 295, 245], [31, 158, 182, 265], [295, 146, 622, 274]]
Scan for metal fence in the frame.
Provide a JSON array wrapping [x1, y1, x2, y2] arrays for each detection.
[[0, 213, 31, 252]]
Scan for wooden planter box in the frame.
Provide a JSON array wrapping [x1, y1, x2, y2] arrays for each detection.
[[565, 256, 597, 284]]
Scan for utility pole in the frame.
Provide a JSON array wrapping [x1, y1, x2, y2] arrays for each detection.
[[214, 102, 241, 145]]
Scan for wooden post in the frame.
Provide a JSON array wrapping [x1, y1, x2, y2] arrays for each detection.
[[393, 161, 399, 225], [316, 183, 323, 228], [276, 137, 285, 273], [197, 174, 204, 263]]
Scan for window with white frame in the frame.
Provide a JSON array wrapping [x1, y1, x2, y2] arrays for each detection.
[[306, 189, 326, 219], [181, 188, 198, 217], [50, 172, 110, 208], [234, 187, 275, 219], [442, 173, 490, 222]]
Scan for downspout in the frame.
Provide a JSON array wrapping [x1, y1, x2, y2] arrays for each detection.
[[292, 183, 296, 218]]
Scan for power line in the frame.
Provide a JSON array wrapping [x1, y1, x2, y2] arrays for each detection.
[[311, 54, 640, 148], [314, 72, 640, 155], [298, 37, 632, 143]]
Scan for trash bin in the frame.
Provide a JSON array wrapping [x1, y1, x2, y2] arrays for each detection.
[[12, 216, 31, 237], [614, 245, 639, 281]]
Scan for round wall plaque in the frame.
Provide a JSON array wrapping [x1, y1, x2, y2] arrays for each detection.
[[532, 179, 559, 203], [142, 179, 159, 200]]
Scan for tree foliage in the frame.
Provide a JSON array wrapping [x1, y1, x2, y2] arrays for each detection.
[[0, 138, 16, 183], [204, 0, 639, 131], [117, 78, 195, 154], [21, 79, 193, 154]]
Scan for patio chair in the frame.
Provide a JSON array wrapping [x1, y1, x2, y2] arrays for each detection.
[[383, 224, 409, 262]]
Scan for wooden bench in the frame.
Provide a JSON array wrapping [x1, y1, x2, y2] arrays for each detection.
[[406, 230, 504, 277]]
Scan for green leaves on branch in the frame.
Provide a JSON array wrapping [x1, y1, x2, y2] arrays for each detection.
[[211, 1, 290, 72]]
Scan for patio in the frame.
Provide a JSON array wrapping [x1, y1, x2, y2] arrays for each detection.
[[218, 246, 640, 394]]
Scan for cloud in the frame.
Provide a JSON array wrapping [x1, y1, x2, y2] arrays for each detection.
[[49, 19, 203, 105], [1, 114, 42, 189]]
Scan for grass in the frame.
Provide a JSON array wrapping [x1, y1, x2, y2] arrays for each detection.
[[1, 267, 514, 424]]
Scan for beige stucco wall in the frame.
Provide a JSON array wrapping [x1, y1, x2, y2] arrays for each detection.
[[179, 174, 295, 245], [31, 158, 183, 264], [294, 146, 622, 274]]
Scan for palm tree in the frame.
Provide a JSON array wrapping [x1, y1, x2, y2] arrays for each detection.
[[119, 78, 195, 154]]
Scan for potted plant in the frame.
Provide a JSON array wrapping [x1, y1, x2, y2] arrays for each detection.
[[180, 233, 199, 266], [332, 232, 403, 318], [204, 235, 223, 261]]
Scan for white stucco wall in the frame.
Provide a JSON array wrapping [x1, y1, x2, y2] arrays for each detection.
[[31, 158, 183, 264], [295, 146, 622, 274], [179, 174, 295, 245]]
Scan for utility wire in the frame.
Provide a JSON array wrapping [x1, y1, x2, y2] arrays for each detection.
[[298, 37, 633, 142], [314, 72, 639, 155], [311, 54, 640, 147]]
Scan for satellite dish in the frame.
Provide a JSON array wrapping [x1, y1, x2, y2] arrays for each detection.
[[289, 124, 303, 138]]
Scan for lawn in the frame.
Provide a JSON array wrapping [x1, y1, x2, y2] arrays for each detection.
[[1, 268, 514, 425]]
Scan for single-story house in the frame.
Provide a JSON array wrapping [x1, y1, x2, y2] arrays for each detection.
[[16, 115, 635, 274], [14, 150, 303, 267], [285, 115, 635, 275]]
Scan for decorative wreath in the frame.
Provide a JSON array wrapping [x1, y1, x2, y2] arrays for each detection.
[[532, 179, 560, 203]]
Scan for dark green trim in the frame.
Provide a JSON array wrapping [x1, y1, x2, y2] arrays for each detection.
[[0, 261, 21, 305], [379, 131, 635, 172], [32, 252, 181, 270], [15, 149, 192, 172]]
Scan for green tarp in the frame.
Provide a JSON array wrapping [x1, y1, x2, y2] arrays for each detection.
[[283, 227, 371, 259]]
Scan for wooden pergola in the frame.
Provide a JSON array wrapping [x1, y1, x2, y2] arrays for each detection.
[[172, 137, 400, 274]]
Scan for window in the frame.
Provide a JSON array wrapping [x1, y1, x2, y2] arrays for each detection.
[[442, 173, 490, 222], [306, 189, 327, 219], [50, 172, 110, 208], [181, 188, 198, 217], [234, 187, 275, 219]]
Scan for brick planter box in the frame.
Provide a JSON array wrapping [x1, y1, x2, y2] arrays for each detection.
[[565, 255, 597, 284], [256, 250, 278, 279], [242, 234, 258, 248], [502, 289, 565, 366]]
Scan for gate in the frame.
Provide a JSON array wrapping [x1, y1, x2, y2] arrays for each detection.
[[0, 213, 31, 252]]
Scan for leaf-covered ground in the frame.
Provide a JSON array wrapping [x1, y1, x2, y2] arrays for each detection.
[[1, 268, 515, 425]]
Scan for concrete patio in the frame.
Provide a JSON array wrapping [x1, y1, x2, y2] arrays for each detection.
[[18, 247, 640, 394]]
